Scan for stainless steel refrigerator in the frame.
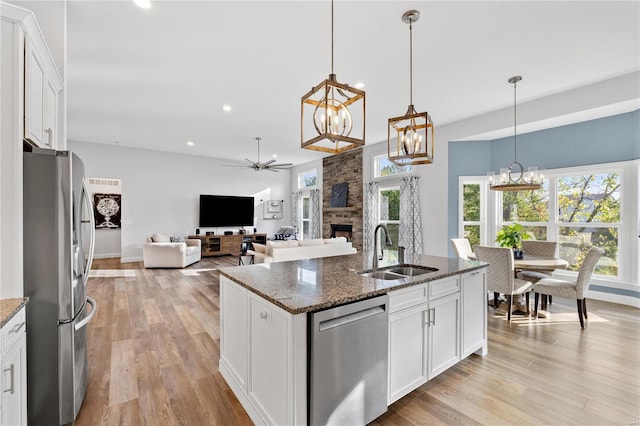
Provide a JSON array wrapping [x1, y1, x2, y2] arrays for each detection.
[[23, 148, 97, 425]]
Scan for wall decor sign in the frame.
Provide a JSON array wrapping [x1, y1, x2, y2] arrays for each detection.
[[93, 193, 121, 229], [330, 182, 348, 207], [263, 199, 284, 219]]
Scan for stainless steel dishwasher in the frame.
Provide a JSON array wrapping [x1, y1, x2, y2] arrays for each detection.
[[309, 294, 389, 425]]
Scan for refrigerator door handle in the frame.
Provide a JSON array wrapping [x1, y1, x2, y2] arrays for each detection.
[[81, 178, 96, 286], [74, 297, 97, 331]]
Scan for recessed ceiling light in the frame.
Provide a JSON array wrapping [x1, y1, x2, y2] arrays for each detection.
[[186, 141, 195, 146], [222, 105, 232, 112], [354, 82, 365, 89], [272, 154, 278, 158], [132, 0, 151, 9]]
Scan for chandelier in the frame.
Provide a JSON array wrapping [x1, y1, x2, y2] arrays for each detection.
[[489, 76, 543, 191], [388, 10, 434, 166], [301, 0, 365, 154]]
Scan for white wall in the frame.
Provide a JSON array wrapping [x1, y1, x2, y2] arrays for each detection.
[[68, 141, 292, 262]]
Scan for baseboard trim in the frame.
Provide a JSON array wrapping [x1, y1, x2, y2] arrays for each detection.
[[120, 256, 143, 263]]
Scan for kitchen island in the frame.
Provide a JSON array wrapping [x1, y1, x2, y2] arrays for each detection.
[[218, 252, 488, 425]]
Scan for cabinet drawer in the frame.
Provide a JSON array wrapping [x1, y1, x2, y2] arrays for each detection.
[[429, 276, 460, 300], [389, 284, 428, 313], [2, 307, 26, 352]]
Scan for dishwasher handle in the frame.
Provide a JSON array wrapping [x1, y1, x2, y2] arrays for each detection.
[[319, 305, 385, 332]]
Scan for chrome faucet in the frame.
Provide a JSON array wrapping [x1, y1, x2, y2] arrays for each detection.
[[373, 224, 392, 271], [398, 246, 406, 265]]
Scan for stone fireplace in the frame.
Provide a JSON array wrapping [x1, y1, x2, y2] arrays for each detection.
[[323, 148, 363, 251]]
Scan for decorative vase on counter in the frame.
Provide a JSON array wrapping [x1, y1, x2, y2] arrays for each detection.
[[512, 248, 524, 259]]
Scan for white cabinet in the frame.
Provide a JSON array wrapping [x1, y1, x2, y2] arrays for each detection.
[[248, 295, 289, 426], [388, 270, 486, 404], [427, 291, 460, 379], [24, 37, 59, 149], [219, 277, 306, 426], [1, 306, 27, 426], [461, 270, 488, 358], [388, 302, 427, 403]]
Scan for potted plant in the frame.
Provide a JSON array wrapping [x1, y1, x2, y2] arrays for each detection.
[[495, 223, 531, 259]]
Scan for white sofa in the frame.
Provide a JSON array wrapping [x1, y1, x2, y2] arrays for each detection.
[[143, 234, 201, 268], [247, 237, 357, 264]]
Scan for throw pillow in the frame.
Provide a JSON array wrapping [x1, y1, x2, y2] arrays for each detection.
[[152, 233, 171, 243], [170, 236, 185, 243], [252, 243, 266, 254]]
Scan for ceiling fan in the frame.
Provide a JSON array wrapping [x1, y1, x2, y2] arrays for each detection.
[[224, 137, 293, 172]]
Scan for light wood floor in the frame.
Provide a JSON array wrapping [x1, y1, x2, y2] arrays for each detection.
[[76, 257, 640, 425]]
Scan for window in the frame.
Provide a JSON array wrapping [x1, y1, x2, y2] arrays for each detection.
[[458, 161, 636, 283], [379, 186, 400, 250], [298, 169, 317, 189], [374, 154, 412, 178], [462, 181, 481, 247], [301, 193, 311, 239], [500, 183, 550, 241], [556, 172, 620, 275]]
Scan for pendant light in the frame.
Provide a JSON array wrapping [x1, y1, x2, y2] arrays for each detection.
[[488, 76, 544, 191], [301, 0, 365, 154], [388, 10, 434, 166]]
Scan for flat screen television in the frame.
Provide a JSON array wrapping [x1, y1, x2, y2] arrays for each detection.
[[199, 195, 254, 227]]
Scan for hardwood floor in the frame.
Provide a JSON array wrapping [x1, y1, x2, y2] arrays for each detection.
[[77, 257, 640, 425]]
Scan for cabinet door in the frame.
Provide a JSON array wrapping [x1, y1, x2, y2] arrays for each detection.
[[461, 270, 487, 358], [25, 38, 45, 146], [428, 292, 460, 379], [1, 334, 27, 426], [388, 304, 428, 404], [42, 78, 57, 148], [249, 295, 289, 425], [220, 278, 248, 390]]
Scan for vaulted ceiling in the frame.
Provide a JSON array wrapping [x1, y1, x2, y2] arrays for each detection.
[[66, 1, 640, 166]]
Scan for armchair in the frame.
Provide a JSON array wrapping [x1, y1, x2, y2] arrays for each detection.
[[143, 234, 201, 268]]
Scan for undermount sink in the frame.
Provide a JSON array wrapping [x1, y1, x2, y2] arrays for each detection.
[[359, 271, 405, 280], [384, 265, 439, 276], [359, 264, 439, 280]]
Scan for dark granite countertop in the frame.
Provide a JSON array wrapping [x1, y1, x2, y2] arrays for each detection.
[[1, 297, 29, 328], [219, 253, 487, 314]]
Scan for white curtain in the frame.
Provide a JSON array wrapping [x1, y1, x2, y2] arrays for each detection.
[[399, 176, 423, 254], [310, 189, 321, 239], [364, 182, 380, 253]]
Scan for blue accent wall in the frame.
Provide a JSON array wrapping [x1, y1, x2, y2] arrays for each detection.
[[448, 110, 639, 256]]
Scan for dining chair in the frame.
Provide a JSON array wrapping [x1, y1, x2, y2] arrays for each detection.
[[450, 238, 473, 260], [474, 245, 533, 321], [517, 240, 560, 306], [533, 247, 604, 328]]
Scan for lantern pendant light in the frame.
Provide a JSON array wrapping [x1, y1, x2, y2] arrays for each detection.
[[488, 76, 544, 191], [301, 0, 365, 154], [388, 10, 434, 166]]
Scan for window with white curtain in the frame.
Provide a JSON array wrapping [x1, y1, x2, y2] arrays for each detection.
[[301, 193, 311, 239]]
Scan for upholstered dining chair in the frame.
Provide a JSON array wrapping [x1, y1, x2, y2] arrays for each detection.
[[533, 247, 604, 328], [450, 238, 473, 260], [517, 240, 560, 306], [474, 245, 533, 321]]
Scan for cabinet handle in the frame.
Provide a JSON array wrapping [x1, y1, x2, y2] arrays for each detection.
[[45, 128, 53, 146], [3, 364, 14, 394], [432, 308, 436, 325], [470, 271, 480, 276], [260, 311, 268, 320], [10, 321, 25, 335]]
